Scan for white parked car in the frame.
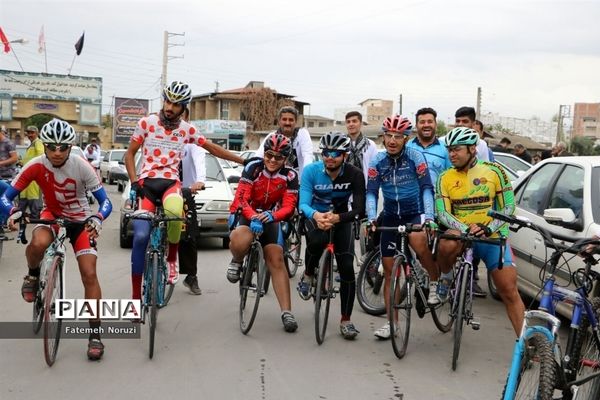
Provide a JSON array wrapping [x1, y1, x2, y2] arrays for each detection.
[[119, 153, 234, 248], [505, 156, 600, 316], [100, 149, 127, 184], [218, 158, 241, 191], [493, 152, 533, 176]]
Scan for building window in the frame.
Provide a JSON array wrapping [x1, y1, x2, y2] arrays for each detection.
[[220, 100, 230, 120], [583, 117, 597, 122], [318, 122, 326, 127]]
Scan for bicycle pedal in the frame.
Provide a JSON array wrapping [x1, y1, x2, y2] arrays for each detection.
[[470, 319, 481, 330], [333, 286, 340, 294]]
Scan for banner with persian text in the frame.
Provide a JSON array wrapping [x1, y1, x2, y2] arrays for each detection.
[[113, 97, 149, 144]]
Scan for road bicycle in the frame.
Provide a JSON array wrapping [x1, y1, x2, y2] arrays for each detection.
[[125, 195, 184, 359], [238, 229, 267, 335], [282, 212, 303, 278], [17, 216, 90, 366], [489, 210, 600, 400], [375, 223, 453, 359], [356, 245, 385, 316], [434, 229, 506, 370]]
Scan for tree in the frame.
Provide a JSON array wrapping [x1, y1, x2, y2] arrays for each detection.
[[570, 136, 594, 156], [436, 120, 447, 136], [24, 114, 54, 130], [240, 88, 295, 131]]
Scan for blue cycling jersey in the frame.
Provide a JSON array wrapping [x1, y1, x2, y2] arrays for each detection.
[[366, 148, 434, 221], [299, 161, 365, 223], [406, 137, 451, 186]]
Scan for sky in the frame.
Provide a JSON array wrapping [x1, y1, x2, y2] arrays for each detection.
[[1, 0, 600, 125]]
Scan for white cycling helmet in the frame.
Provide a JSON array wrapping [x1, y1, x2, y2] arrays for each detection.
[[39, 118, 76, 144], [163, 81, 192, 105]]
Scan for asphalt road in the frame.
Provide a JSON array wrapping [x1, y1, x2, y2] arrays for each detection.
[[0, 185, 522, 400]]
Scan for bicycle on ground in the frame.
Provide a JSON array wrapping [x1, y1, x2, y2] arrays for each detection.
[[489, 210, 600, 400], [375, 223, 452, 359], [17, 216, 90, 366], [433, 228, 506, 370], [124, 193, 183, 359]]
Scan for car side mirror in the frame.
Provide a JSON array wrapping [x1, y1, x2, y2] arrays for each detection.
[[118, 160, 125, 165], [543, 208, 583, 231], [227, 175, 240, 184]]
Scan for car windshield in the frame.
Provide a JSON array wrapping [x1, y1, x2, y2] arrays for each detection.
[[219, 158, 232, 168], [494, 153, 531, 173], [111, 151, 126, 162], [206, 154, 226, 181]]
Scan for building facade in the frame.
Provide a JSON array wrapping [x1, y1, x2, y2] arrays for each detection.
[[573, 103, 600, 139]]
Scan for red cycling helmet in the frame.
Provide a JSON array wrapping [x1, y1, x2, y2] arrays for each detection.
[[382, 115, 412, 135], [264, 133, 292, 157]]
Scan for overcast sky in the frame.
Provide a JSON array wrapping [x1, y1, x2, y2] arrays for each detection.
[[1, 0, 599, 124]]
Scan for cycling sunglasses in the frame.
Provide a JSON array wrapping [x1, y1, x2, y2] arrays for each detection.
[[322, 150, 343, 158], [45, 143, 71, 152], [264, 151, 285, 161]]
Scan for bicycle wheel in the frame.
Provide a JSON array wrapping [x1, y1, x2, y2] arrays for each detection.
[[431, 272, 455, 333], [163, 283, 174, 306], [452, 264, 469, 371], [505, 333, 557, 400], [568, 297, 600, 399], [315, 249, 333, 345], [239, 243, 265, 334], [148, 252, 160, 359], [389, 258, 411, 359], [284, 224, 302, 278], [43, 256, 63, 367], [32, 283, 44, 334], [356, 247, 385, 316]]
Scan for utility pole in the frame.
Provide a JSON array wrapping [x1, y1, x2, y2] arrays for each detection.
[[556, 104, 572, 147], [476, 86, 482, 120], [215, 81, 220, 92], [160, 31, 185, 92], [399, 94, 403, 115]]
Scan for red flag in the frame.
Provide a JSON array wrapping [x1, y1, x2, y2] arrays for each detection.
[[74, 31, 84, 56], [38, 25, 45, 53], [0, 27, 11, 54]]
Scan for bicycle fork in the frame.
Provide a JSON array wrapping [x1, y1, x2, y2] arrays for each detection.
[[503, 310, 561, 400]]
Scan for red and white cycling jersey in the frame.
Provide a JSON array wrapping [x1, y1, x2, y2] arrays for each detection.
[[12, 155, 101, 221], [131, 114, 206, 181]]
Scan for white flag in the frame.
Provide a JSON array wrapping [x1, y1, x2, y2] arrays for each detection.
[[38, 25, 45, 53]]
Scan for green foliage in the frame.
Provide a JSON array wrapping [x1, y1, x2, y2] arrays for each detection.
[[436, 120, 447, 136], [570, 136, 595, 156], [24, 114, 53, 131]]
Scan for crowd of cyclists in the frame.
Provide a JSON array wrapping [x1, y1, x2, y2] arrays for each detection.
[[0, 79, 528, 361]]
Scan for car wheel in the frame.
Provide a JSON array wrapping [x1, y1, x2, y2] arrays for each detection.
[[222, 237, 230, 249], [108, 173, 114, 185], [117, 182, 124, 192], [101, 172, 106, 183]]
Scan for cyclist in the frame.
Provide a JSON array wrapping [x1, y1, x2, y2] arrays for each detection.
[[254, 106, 313, 179], [435, 127, 525, 336], [366, 115, 438, 340], [124, 81, 243, 301], [298, 131, 365, 340], [226, 134, 300, 332], [0, 118, 112, 360]]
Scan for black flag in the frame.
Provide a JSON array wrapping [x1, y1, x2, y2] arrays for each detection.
[[74, 32, 85, 56]]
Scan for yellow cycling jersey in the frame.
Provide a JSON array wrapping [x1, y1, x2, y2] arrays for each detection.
[[435, 160, 515, 236]]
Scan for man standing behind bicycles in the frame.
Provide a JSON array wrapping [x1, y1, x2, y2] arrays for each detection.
[[298, 132, 365, 340], [226, 134, 299, 332], [435, 127, 525, 335], [0, 118, 112, 360], [366, 115, 438, 340], [254, 106, 313, 179], [124, 81, 243, 302]]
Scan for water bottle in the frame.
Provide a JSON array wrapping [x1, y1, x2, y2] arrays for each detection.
[[437, 270, 453, 299]]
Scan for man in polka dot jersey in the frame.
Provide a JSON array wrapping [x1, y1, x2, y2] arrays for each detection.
[[124, 81, 243, 301]]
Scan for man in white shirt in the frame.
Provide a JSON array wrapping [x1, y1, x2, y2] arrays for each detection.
[[254, 106, 313, 180], [345, 111, 378, 183], [84, 138, 101, 168], [178, 112, 207, 295], [454, 106, 491, 162]]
